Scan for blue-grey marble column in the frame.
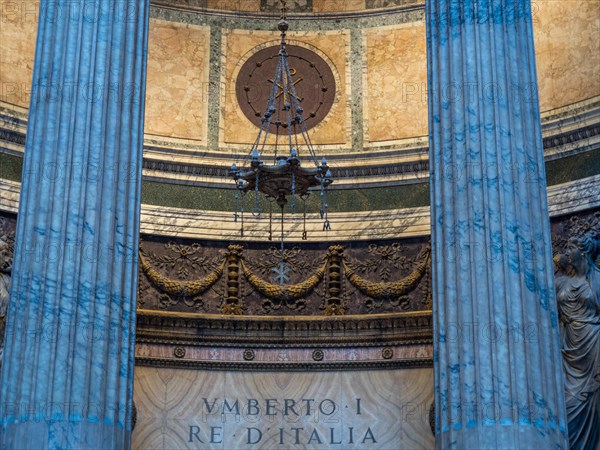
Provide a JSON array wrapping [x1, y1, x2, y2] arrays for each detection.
[[0, 1, 149, 448], [426, 1, 568, 448]]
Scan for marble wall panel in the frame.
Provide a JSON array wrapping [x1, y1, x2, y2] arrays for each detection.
[[533, 0, 600, 112], [145, 19, 211, 141], [0, 1, 38, 108], [2, 174, 600, 243], [0, 2, 598, 147], [364, 22, 429, 143], [221, 29, 350, 148], [312, 0, 366, 13], [132, 366, 434, 449]]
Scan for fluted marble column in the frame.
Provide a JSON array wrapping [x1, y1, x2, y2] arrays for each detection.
[[0, 1, 149, 448], [426, 1, 568, 448]]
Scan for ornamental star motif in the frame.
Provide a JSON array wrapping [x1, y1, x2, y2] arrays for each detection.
[[272, 260, 291, 285]]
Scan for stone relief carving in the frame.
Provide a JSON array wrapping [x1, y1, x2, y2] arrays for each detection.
[[554, 213, 600, 450], [137, 238, 432, 316], [260, 0, 309, 13], [343, 244, 430, 312], [0, 218, 14, 369], [138, 242, 224, 311]]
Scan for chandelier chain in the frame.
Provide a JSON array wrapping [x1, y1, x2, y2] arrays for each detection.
[[230, 2, 333, 267]]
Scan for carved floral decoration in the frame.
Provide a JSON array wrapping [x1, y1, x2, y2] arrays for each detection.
[[137, 239, 432, 316]]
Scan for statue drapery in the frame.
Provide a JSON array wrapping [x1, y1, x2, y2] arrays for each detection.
[[555, 231, 600, 450]]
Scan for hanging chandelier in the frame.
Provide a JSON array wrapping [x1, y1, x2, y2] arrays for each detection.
[[230, 0, 334, 280]]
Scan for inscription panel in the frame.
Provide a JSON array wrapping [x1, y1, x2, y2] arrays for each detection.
[[132, 367, 434, 449]]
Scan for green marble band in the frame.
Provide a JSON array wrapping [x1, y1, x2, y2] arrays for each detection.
[[1, 149, 598, 212]]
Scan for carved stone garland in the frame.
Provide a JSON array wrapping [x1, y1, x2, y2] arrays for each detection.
[[139, 243, 432, 315]]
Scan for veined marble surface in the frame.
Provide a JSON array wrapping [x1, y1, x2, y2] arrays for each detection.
[[1, 97, 598, 193], [0, 0, 150, 448], [132, 366, 434, 450], [1, 1, 597, 148], [1, 174, 598, 241], [426, 1, 568, 448]]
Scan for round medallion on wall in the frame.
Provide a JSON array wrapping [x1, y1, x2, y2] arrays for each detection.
[[382, 347, 394, 360], [236, 44, 336, 132], [312, 349, 324, 361]]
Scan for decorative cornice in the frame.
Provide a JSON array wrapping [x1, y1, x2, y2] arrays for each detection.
[[150, 0, 425, 21], [135, 356, 433, 371], [2, 178, 599, 240], [135, 309, 433, 347], [2, 101, 598, 189], [543, 123, 600, 160], [0, 129, 25, 147], [135, 310, 433, 370], [142, 158, 431, 187]]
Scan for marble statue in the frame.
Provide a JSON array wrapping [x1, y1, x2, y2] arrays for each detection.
[[555, 229, 600, 450], [0, 226, 12, 368]]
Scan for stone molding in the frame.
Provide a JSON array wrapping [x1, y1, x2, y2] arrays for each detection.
[[1, 99, 598, 190], [135, 309, 433, 370], [150, 0, 425, 20], [1, 176, 599, 240]]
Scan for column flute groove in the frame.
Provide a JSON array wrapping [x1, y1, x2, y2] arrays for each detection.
[[426, 1, 568, 448], [0, 2, 151, 448]]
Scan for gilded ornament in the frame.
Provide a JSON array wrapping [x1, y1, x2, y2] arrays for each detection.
[[221, 303, 245, 316], [139, 251, 225, 297], [343, 246, 430, 300], [240, 259, 327, 302], [224, 244, 245, 315], [323, 303, 346, 316], [138, 239, 434, 315]]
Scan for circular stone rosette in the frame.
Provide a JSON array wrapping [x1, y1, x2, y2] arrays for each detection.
[[382, 347, 394, 360], [173, 346, 186, 359], [312, 349, 324, 361]]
